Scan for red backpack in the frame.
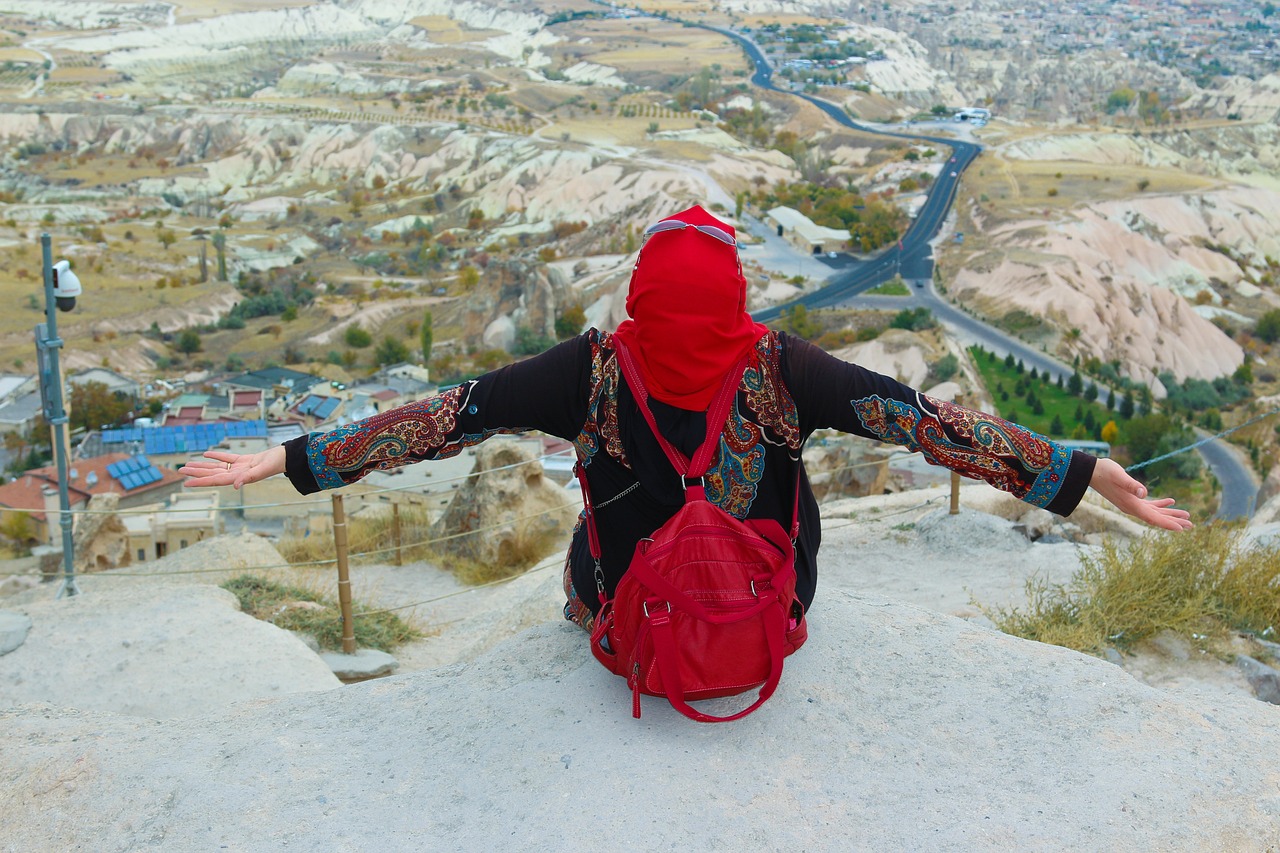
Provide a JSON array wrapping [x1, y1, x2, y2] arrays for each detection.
[[580, 342, 807, 723]]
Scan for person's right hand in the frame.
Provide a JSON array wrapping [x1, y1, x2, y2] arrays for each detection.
[[179, 446, 286, 490]]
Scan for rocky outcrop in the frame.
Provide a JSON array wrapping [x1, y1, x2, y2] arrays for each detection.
[[71, 493, 130, 575], [4, 590, 1280, 850], [429, 438, 575, 567], [950, 185, 1268, 384], [1, 583, 339, 719]]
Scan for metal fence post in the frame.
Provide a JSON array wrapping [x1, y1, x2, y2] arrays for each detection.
[[332, 493, 356, 654]]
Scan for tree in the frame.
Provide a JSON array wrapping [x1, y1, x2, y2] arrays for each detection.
[[0, 510, 34, 549], [344, 324, 372, 348], [420, 311, 434, 365], [514, 325, 555, 355], [211, 231, 228, 281], [555, 303, 587, 340], [459, 265, 480, 290], [1068, 371, 1083, 395], [1100, 420, 1120, 445], [176, 329, 201, 355], [375, 336, 410, 366], [889, 307, 936, 331], [1254, 308, 1280, 343], [783, 304, 822, 339], [69, 381, 133, 432], [1049, 414, 1064, 435]]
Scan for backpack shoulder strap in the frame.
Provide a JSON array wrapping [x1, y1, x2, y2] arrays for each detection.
[[614, 341, 745, 491]]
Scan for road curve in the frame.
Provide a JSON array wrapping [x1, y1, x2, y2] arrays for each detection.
[[706, 23, 1256, 519]]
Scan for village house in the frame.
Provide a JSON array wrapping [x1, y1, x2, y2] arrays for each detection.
[[0, 452, 186, 546], [121, 490, 221, 562], [66, 367, 141, 402], [221, 367, 325, 410], [287, 393, 344, 431], [95, 419, 271, 470], [766, 206, 850, 256]]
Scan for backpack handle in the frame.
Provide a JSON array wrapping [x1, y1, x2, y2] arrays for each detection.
[[646, 600, 786, 723]]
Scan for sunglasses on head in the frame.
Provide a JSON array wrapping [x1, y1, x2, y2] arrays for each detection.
[[642, 218, 737, 247]]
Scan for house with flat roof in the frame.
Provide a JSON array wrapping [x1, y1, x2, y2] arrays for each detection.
[[97, 419, 271, 468], [222, 367, 325, 398], [122, 491, 222, 562], [766, 206, 850, 255], [288, 394, 344, 430], [0, 389, 43, 436], [67, 368, 140, 401]]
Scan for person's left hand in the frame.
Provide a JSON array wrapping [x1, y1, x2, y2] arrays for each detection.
[[1088, 457, 1193, 531]]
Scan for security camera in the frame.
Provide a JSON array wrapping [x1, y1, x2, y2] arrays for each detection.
[[52, 260, 81, 312]]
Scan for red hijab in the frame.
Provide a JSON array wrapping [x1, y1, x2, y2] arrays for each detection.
[[612, 205, 768, 411]]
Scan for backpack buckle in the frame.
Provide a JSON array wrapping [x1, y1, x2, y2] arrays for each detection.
[[643, 599, 671, 618], [680, 474, 707, 501]]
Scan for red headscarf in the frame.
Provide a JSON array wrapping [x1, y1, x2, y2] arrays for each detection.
[[612, 205, 768, 410]]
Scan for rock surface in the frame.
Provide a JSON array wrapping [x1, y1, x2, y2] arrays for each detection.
[[321, 648, 398, 682], [3, 592, 1280, 851], [0, 584, 339, 719], [0, 611, 31, 656]]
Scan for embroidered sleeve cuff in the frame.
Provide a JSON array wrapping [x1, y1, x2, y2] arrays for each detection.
[[283, 433, 322, 495], [1042, 449, 1098, 517]]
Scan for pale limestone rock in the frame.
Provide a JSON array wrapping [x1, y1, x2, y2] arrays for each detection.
[[4, 593, 1280, 850], [430, 438, 575, 567], [72, 493, 130, 575]]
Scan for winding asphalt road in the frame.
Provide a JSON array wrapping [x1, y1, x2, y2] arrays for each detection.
[[709, 24, 1256, 519]]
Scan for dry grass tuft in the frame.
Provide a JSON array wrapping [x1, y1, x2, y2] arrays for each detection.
[[277, 503, 567, 587], [276, 504, 438, 567], [982, 523, 1280, 657], [222, 573, 422, 652]]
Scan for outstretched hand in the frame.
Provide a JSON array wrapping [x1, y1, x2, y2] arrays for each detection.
[[179, 446, 286, 491], [1088, 457, 1193, 531]]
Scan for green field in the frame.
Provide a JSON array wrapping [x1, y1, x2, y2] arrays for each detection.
[[969, 346, 1121, 442]]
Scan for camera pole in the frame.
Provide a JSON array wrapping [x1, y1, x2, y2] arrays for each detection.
[[34, 233, 78, 597]]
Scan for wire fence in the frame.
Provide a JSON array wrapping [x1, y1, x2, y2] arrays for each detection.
[[10, 401, 1261, 522], [13, 448, 579, 517], [4, 412, 1270, 635]]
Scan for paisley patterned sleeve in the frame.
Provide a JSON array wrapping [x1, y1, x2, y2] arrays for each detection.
[[781, 334, 1096, 516], [283, 334, 595, 494]]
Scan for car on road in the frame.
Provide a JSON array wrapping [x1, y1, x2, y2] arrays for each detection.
[[950, 171, 958, 177]]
